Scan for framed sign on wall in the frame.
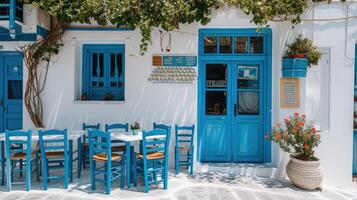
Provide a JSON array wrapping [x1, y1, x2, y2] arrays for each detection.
[[280, 78, 300, 108]]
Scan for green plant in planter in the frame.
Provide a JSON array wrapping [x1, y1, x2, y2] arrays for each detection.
[[286, 35, 322, 67], [103, 93, 114, 101], [130, 122, 141, 135]]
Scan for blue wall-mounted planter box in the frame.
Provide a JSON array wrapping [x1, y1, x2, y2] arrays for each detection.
[[282, 57, 308, 78]]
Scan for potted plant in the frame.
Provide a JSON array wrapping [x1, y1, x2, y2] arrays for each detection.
[[268, 112, 322, 190], [103, 93, 114, 101], [282, 35, 322, 77], [80, 93, 88, 101], [130, 122, 141, 135]]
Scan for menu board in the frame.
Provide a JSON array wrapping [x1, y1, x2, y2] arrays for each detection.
[[152, 55, 197, 67], [280, 78, 300, 108]]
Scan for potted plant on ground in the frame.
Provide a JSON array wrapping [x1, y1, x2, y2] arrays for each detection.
[[282, 35, 322, 77], [130, 122, 141, 135], [268, 112, 322, 190]]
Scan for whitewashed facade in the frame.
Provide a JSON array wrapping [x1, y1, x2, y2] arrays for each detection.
[[0, 2, 356, 188]]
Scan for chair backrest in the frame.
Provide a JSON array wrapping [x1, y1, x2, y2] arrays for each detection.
[[38, 129, 68, 159], [5, 130, 32, 160], [105, 123, 129, 132], [82, 123, 100, 131], [142, 128, 170, 160], [175, 125, 195, 147], [88, 130, 111, 157]]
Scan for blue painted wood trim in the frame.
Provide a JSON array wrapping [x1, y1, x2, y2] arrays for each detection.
[[9, 0, 15, 31], [82, 44, 126, 101], [64, 27, 133, 31], [37, 26, 50, 38], [197, 28, 272, 163], [0, 33, 36, 41]]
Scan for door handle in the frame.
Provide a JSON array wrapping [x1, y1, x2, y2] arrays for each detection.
[[234, 104, 237, 117], [0, 99, 2, 107]]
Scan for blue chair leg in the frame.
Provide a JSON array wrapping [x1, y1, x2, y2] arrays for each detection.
[[153, 161, 157, 181], [1, 160, 4, 186], [42, 160, 48, 190], [106, 161, 111, 195], [64, 158, 69, 189], [36, 153, 40, 181], [190, 149, 194, 174], [164, 159, 168, 190], [6, 159, 11, 192], [175, 148, 179, 174], [90, 160, 96, 190], [26, 160, 31, 191], [19, 159, 23, 177], [143, 160, 149, 193], [132, 153, 137, 187]]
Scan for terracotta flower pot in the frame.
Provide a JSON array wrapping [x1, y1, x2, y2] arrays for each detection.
[[288, 54, 306, 58], [286, 157, 323, 190]]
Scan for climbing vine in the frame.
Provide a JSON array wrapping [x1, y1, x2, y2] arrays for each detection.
[[22, 0, 339, 127]]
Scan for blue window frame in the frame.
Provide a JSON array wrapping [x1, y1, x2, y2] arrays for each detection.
[[0, 0, 23, 22], [82, 44, 125, 101]]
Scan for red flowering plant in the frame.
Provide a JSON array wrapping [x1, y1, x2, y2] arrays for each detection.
[[269, 112, 321, 161]]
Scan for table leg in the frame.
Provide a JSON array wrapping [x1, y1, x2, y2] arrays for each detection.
[[1, 141, 4, 186], [125, 141, 131, 188], [69, 140, 73, 182], [77, 137, 81, 178]]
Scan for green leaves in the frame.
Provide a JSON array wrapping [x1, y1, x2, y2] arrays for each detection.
[[29, 0, 335, 54]]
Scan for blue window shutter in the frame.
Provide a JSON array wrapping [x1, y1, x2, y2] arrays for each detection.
[[82, 44, 125, 101]]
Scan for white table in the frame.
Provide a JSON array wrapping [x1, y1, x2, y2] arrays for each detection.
[[108, 131, 166, 188], [0, 130, 86, 188]]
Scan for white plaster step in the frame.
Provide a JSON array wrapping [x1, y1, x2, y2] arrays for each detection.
[[195, 163, 281, 179]]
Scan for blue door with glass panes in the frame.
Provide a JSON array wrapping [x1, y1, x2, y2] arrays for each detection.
[[198, 29, 272, 163], [0, 52, 23, 132]]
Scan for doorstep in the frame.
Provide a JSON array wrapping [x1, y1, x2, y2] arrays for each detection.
[[195, 163, 280, 179]]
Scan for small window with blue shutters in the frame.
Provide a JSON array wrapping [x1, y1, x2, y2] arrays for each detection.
[[82, 44, 125, 101]]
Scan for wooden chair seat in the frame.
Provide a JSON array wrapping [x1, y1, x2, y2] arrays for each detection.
[[138, 152, 165, 160], [10, 152, 35, 160], [93, 153, 121, 162], [45, 151, 64, 158], [111, 145, 125, 152], [178, 146, 191, 151]]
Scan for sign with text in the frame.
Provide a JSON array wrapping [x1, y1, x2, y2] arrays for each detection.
[[280, 78, 300, 108], [152, 55, 197, 67]]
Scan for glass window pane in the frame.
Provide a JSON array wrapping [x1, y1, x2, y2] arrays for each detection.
[[206, 91, 227, 115], [8, 80, 22, 99], [235, 37, 248, 54], [250, 36, 264, 54], [237, 65, 259, 89], [110, 53, 123, 87], [206, 64, 227, 88], [204, 36, 217, 54], [219, 36, 232, 53], [238, 92, 259, 115]]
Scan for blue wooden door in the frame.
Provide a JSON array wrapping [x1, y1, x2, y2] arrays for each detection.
[[232, 60, 265, 162], [201, 61, 231, 162], [0, 53, 23, 132], [198, 28, 272, 163]]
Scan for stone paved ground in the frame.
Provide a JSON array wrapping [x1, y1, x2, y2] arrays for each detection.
[[0, 169, 357, 200]]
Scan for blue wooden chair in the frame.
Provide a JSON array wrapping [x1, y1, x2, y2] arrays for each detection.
[[137, 128, 170, 193], [105, 123, 128, 153], [82, 123, 100, 169], [89, 130, 124, 194], [38, 129, 69, 190], [5, 130, 39, 191], [175, 125, 195, 174]]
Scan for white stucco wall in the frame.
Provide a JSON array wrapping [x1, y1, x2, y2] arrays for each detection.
[[1, 2, 355, 188]]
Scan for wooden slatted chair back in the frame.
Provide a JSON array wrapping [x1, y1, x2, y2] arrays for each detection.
[[175, 125, 195, 149]]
